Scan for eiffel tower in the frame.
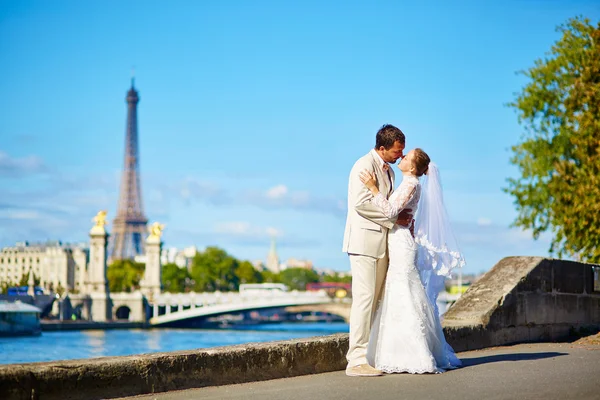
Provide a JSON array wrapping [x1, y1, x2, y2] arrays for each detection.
[[109, 78, 148, 261]]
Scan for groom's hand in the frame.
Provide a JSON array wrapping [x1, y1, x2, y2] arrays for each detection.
[[396, 209, 412, 227]]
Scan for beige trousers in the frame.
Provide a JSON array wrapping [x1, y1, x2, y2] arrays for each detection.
[[346, 252, 388, 367]]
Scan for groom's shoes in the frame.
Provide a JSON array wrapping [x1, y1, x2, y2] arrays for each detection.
[[345, 364, 383, 377]]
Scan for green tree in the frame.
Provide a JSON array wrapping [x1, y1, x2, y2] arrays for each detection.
[[505, 16, 600, 261], [107, 259, 145, 293], [260, 270, 281, 283], [190, 247, 240, 291], [321, 271, 352, 284], [18, 272, 30, 287], [161, 263, 191, 293], [56, 282, 65, 297], [0, 280, 15, 294], [235, 261, 263, 285], [16, 271, 40, 288], [279, 267, 320, 290]]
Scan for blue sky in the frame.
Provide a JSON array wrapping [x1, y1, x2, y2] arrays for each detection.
[[1, 1, 598, 275]]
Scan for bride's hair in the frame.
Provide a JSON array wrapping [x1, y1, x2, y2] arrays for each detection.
[[412, 148, 430, 177]]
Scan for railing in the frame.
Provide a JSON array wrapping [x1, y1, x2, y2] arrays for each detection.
[[148, 290, 332, 325]]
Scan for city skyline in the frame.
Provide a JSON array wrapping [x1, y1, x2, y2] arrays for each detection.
[[1, 1, 599, 274]]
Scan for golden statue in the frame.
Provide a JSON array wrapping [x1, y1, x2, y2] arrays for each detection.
[[148, 222, 165, 240], [93, 210, 107, 227], [91, 210, 108, 234]]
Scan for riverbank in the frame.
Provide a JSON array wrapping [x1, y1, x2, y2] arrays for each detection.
[[0, 323, 349, 365], [5, 332, 600, 400], [0, 333, 349, 400], [41, 320, 147, 331]]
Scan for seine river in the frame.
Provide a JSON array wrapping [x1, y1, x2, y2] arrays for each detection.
[[0, 322, 349, 365]]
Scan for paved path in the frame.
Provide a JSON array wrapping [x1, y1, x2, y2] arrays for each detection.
[[118, 342, 600, 400]]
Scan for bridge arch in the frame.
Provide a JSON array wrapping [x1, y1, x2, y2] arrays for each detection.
[[115, 305, 131, 320], [285, 303, 351, 322]]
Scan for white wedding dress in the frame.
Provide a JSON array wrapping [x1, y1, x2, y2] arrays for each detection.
[[366, 175, 461, 373]]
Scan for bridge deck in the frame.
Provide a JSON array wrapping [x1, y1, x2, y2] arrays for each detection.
[[149, 293, 333, 326]]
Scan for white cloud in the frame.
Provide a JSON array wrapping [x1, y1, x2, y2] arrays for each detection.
[[0, 150, 46, 177], [477, 217, 492, 226], [289, 191, 310, 205], [214, 221, 283, 238], [266, 227, 281, 237], [266, 185, 288, 199], [178, 178, 228, 204], [167, 224, 317, 251], [214, 221, 253, 235], [176, 178, 345, 218], [243, 185, 345, 218], [0, 210, 43, 220], [454, 221, 552, 252], [0, 166, 119, 246]]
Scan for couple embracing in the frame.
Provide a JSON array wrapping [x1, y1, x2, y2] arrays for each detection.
[[342, 124, 463, 377]]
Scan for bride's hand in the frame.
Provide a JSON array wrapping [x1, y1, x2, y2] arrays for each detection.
[[359, 170, 378, 193]]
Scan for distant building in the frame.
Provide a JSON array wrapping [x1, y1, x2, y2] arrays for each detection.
[[265, 236, 280, 273], [283, 258, 314, 270], [136, 246, 197, 271], [160, 246, 197, 270], [0, 241, 88, 293], [252, 260, 265, 271], [314, 268, 351, 278]]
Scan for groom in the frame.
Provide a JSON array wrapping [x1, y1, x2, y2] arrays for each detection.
[[342, 124, 411, 377]]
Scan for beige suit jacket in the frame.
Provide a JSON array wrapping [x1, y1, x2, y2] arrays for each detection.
[[342, 150, 396, 258]]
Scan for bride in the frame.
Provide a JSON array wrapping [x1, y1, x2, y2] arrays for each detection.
[[359, 148, 463, 374]]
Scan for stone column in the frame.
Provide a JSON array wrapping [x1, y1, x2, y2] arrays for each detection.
[[74, 248, 88, 295], [140, 222, 164, 302], [87, 211, 112, 321], [26, 266, 35, 297]]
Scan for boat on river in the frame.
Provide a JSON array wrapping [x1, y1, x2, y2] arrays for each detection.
[[0, 301, 42, 337]]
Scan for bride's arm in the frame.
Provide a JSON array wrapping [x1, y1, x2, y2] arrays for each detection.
[[350, 161, 396, 229], [360, 171, 417, 219]]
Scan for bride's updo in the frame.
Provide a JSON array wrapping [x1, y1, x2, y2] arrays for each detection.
[[412, 148, 430, 177]]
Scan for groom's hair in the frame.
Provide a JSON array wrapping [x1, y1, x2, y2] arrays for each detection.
[[375, 124, 405, 149]]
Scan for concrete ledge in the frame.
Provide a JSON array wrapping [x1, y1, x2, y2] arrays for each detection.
[[442, 256, 600, 352], [0, 333, 349, 400], [443, 323, 599, 352]]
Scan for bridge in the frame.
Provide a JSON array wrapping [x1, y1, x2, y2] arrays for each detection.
[[285, 291, 460, 323], [149, 289, 462, 326], [285, 302, 351, 322], [148, 290, 332, 326]]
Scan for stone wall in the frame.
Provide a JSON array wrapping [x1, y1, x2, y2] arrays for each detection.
[[0, 334, 348, 400], [443, 256, 600, 351]]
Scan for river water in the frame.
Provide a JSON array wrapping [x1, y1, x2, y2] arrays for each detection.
[[0, 322, 349, 365]]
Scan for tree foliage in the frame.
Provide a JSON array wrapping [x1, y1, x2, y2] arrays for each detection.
[[190, 246, 240, 291], [161, 263, 191, 293], [235, 260, 263, 285], [278, 267, 321, 291], [322, 271, 352, 284], [506, 16, 600, 262], [260, 270, 281, 283], [107, 259, 145, 293], [0, 280, 14, 294], [156, 245, 350, 293]]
